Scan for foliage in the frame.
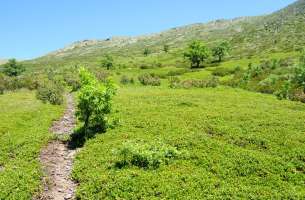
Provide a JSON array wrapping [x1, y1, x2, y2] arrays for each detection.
[[184, 40, 210, 68], [3, 59, 25, 77], [169, 76, 219, 89], [163, 44, 169, 53], [138, 73, 161, 86], [143, 48, 151, 56], [275, 81, 292, 100], [115, 142, 181, 169], [101, 55, 114, 70], [72, 87, 305, 199], [36, 80, 64, 105], [120, 75, 134, 85], [76, 68, 117, 132], [64, 73, 81, 91], [212, 66, 239, 77], [168, 76, 181, 88], [293, 50, 305, 92], [0, 91, 63, 199], [212, 41, 231, 62], [0, 73, 5, 94]]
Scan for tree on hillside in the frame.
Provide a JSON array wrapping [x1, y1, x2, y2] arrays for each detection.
[[101, 55, 114, 70], [212, 41, 231, 62], [143, 48, 151, 56], [293, 49, 305, 92], [184, 41, 210, 68], [76, 67, 116, 133], [3, 59, 25, 76], [163, 44, 169, 53]]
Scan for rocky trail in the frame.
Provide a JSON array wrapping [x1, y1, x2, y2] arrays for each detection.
[[37, 94, 77, 200]]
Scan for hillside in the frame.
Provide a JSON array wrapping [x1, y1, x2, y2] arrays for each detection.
[[27, 0, 305, 68]]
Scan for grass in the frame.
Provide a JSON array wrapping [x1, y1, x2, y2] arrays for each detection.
[[0, 90, 64, 199], [72, 86, 305, 199]]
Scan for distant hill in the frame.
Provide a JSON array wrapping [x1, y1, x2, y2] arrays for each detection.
[[28, 0, 305, 68]]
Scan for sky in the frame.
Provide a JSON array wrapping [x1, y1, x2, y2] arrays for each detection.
[[0, 0, 296, 60]]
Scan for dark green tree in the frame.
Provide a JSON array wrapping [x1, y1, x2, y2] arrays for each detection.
[[293, 49, 305, 92], [212, 41, 231, 62], [184, 41, 210, 68], [3, 59, 25, 76], [143, 48, 151, 56], [163, 44, 169, 53], [101, 55, 114, 70]]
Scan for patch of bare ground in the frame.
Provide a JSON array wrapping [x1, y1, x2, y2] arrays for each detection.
[[36, 94, 77, 200]]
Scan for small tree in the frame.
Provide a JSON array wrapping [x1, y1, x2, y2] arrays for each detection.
[[163, 44, 169, 53], [101, 55, 114, 70], [76, 67, 116, 133], [184, 41, 210, 68], [143, 48, 151, 56], [212, 41, 231, 62], [293, 49, 305, 92], [3, 59, 25, 76]]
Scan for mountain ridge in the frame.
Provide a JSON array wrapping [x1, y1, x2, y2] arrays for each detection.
[[29, 0, 304, 67]]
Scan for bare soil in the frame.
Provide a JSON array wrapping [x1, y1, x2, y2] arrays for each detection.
[[36, 94, 77, 200]]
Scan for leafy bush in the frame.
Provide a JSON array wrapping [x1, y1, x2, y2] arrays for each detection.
[[36, 80, 64, 105], [115, 142, 181, 169], [206, 76, 219, 88], [166, 69, 188, 76], [95, 71, 111, 82], [20, 73, 45, 90], [3, 59, 25, 77], [212, 67, 238, 77], [257, 75, 280, 94], [5, 76, 24, 91], [169, 76, 181, 88], [0, 74, 5, 94], [120, 75, 134, 85], [64, 74, 81, 91], [275, 81, 292, 100], [169, 77, 219, 89], [138, 73, 161, 86], [76, 68, 116, 132]]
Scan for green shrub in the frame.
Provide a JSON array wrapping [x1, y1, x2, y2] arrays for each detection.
[[120, 75, 134, 85], [257, 75, 279, 94], [95, 71, 111, 82], [36, 80, 64, 105], [5, 76, 23, 91], [170, 77, 219, 89], [168, 76, 181, 88], [76, 68, 116, 132], [275, 81, 292, 100], [166, 69, 188, 76], [206, 76, 219, 88], [0, 74, 5, 94], [138, 73, 161, 86], [3, 59, 25, 77], [212, 67, 238, 77], [115, 142, 181, 169], [64, 74, 81, 91], [20, 73, 45, 90]]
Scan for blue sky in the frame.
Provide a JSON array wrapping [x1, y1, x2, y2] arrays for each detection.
[[0, 0, 296, 60]]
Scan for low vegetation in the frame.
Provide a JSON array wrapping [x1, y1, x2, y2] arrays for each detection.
[[0, 90, 64, 199], [72, 87, 305, 199]]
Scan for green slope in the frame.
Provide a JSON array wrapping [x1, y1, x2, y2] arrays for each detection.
[[0, 90, 64, 199], [72, 87, 305, 199]]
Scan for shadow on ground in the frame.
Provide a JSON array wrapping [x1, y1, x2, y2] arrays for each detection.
[[67, 127, 106, 149]]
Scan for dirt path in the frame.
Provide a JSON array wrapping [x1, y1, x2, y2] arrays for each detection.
[[37, 94, 77, 200]]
